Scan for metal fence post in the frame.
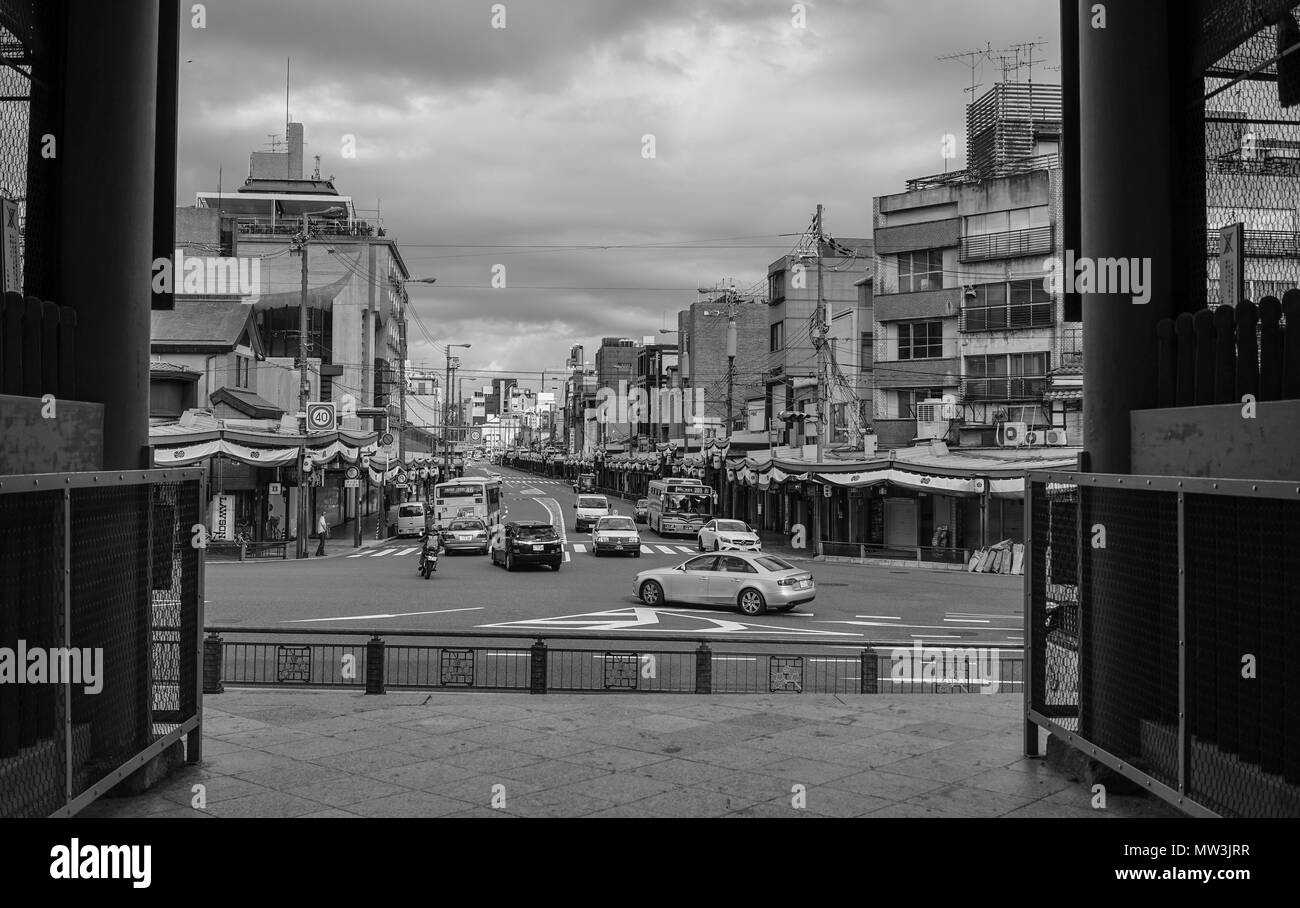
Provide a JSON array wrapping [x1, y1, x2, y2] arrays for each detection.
[[1023, 480, 1038, 756], [530, 638, 548, 694], [203, 634, 224, 694], [695, 642, 712, 694], [860, 645, 878, 694], [1177, 491, 1188, 796], [365, 635, 385, 694]]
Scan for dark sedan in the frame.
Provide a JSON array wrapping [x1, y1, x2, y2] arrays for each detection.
[[490, 521, 563, 571]]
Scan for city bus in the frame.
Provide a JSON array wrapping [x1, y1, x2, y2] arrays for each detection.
[[431, 477, 504, 529], [645, 477, 717, 536]]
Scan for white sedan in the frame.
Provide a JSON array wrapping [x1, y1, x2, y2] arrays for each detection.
[[697, 518, 762, 552]]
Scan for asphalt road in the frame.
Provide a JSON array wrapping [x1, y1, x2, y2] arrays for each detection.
[[205, 464, 1025, 650]]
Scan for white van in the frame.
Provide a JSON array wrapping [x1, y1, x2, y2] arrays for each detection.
[[392, 501, 428, 537], [573, 495, 613, 533]]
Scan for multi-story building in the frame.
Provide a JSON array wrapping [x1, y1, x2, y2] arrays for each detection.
[[631, 337, 678, 446], [765, 238, 873, 450], [675, 295, 767, 448], [563, 344, 599, 455], [191, 121, 415, 446], [871, 81, 1078, 448], [594, 337, 637, 447]]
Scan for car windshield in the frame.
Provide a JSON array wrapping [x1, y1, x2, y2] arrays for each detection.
[[448, 519, 483, 531], [716, 520, 749, 533], [399, 505, 424, 517], [597, 517, 636, 531], [635, 500, 647, 507], [516, 525, 556, 539], [754, 555, 796, 572], [578, 497, 607, 509]]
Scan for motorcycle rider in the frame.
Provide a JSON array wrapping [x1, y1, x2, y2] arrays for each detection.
[[420, 522, 443, 571]]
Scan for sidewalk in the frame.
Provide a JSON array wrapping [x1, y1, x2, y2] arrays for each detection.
[[82, 690, 1180, 818]]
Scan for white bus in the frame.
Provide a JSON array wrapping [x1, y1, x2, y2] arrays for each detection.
[[646, 477, 717, 536], [432, 478, 504, 529]]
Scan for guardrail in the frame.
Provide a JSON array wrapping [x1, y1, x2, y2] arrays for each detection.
[[203, 626, 1023, 697], [1025, 471, 1300, 818], [0, 469, 205, 817], [820, 541, 971, 565]]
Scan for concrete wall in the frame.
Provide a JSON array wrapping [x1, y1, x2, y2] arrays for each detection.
[[0, 394, 104, 473], [1131, 401, 1300, 481]]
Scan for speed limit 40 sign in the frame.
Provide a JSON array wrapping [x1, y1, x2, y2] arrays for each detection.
[[306, 402, 337, 432]]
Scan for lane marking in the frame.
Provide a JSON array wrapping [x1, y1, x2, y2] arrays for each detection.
[[855, 615, 901, 620], [282, 607, 485, 623], [911, 634, 961, 638], [563, 550, 571, 562], [943, 618, 989, 624], [835, 620, 1020, 632]]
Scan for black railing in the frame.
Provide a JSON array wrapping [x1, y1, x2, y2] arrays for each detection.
[[1155, 293, 1300, 407], [203, 627, 1024, 696]]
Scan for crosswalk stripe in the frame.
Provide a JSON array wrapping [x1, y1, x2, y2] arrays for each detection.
[[563, 551, 570, 562], [640, 545, 653, 554], [392, 547, 417, 557], [572, 543, 586, 553], [368, 548, 392, 556], [655, 545, 675, 554], [674, 546, 694, 554]]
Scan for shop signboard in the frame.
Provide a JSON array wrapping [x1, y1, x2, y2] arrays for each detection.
[[209, 494, 237, 541]]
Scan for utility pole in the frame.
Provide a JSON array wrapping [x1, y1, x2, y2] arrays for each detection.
[[398, 295, 407, 470], [443, 353, 453, 481], [813, 204, 827, 557], [724, 312, 736, 518], [296, 214, 310, 559]]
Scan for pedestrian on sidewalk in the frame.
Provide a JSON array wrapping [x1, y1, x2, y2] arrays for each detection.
[[316, 512, 329, 556]]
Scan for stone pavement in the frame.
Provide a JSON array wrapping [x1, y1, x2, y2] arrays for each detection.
[[82, 690, 1181, 818]]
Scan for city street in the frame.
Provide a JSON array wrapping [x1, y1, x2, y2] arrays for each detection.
[[206, 465, 1024, 648]]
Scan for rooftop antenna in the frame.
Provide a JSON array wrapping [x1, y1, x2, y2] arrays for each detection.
[[313, 154, 321, 180]]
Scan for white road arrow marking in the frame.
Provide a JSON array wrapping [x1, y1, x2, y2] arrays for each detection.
[[282, 607, 485, 623]]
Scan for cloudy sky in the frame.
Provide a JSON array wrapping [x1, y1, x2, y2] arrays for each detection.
[[178, 0, 1060, 394]]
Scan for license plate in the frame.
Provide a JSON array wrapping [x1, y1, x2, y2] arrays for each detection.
[[797, 580, 811, 589], [533, 544, 543, 551]]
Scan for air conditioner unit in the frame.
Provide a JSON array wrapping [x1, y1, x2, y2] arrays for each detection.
[[915, 398, 950, 441], [999, 421, 1028, 447], [1023, 429, 1042, 446], [1045, 428, 1069, 446]]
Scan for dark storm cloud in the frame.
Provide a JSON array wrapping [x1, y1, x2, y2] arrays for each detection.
[[178, 0, 1059, 381]]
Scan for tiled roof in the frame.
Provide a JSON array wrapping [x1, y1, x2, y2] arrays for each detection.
[[151, 298, 255, 348]]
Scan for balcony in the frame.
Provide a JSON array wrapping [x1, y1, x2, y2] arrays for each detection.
[[960, 225, 1054, 263], [961, 377, 1047, 401]]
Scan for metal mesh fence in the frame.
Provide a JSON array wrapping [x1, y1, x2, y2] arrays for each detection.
[[1190, 4, 1300, 306], [0, 0, 64, 300], [0, 475, 201, 817], [1029, 474, 1300, 818]]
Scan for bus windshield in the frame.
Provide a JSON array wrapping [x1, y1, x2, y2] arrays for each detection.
[[664, 492, 713, 515]]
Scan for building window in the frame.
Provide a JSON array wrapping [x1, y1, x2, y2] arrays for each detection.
[[964, 279, 1053, 331], [896, 388, 945, 418], [860, 331, 874, 372], [965, 352, 1050, 400], [898, 321, 943, 360], [235, 355, 250, 389], [769, 270, 786, 303], [964, 205, 1049, 236], [897, 249, 944, 293], [770, 320, 785, 352]]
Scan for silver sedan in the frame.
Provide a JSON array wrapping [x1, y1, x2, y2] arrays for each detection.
[[632, 551, 814, 616]]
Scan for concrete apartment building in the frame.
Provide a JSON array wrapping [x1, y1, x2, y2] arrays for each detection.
[[676, 295, 767, 446], [765, 238, 874, 450], [871, 82, 1078, 448], [594, 336, 637, 447]]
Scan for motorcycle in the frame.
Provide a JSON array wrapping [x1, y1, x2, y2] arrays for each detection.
[[418, 534, 440, 579]]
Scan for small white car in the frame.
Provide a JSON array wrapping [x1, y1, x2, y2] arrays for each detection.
[[697, 518, 761, 552], [590, 515, 642, 557], [573, 494, 613, 533]]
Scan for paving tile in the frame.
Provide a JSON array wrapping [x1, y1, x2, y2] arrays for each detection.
[[693, 770, 792, 804], [961, 766, 1076, 799], [499, 789, 615, 817], [634, 758, 733, 787], [309, 745, 434, 774], [861, 801, 979, 818], [233, 762, 351, 790], [758, 755, 863, 786], [723, 798, 823, 818], [553, 772, 678, 805], [622, 713, 710, 733], [564, 746, 672, 772], [363, 759, 479, 790], [261, 735, 378, 759], [904, 783, 1039, 817], [495, 758, 613, 792], [299, 808, 365, 817], [283, 775, 411, 808], [828, 769, 953, 802], [156, 775, 275, 807], [141, 806, 218, 818], [457, 723, 550, 746], [205, 791, 328, 818], [629, 787, 757, 817], [440, 747, 546, 774], [399, 714, 492, 733], [347, 791, 475, 818], [689, 744, 790, 770], [506, 735, 602, 759]]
